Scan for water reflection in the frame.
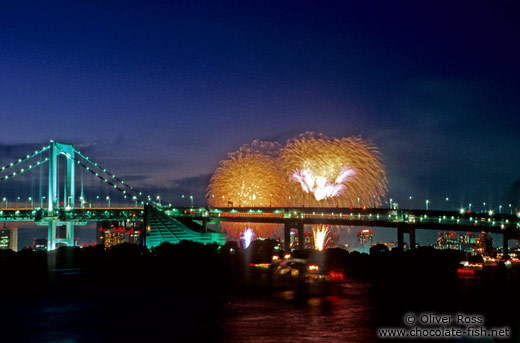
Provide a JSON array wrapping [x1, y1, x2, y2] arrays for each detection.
[[219, 278, 376, 342]]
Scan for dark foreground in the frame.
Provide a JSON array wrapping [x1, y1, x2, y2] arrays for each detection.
[[0, 243, 519, 342]]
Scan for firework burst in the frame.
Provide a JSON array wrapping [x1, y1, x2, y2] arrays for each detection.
[[208, 133, 388, 239], [280, 132, 387, 207], [207, 140, 289, 207], [207, 140, 288, 237]]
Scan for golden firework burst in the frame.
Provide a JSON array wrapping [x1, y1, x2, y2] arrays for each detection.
[[280, 132, 387, 207], [207, 141, 288, 207], [207, 141, 288, 237]]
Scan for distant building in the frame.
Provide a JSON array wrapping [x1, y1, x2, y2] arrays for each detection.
[[357, 228, 374, 250], [33, 238, 48, 251], [0, 226, 18, 251], [436, 232, 492, 255], [475, 233, 493, 256], [96, 221, 143, 248]]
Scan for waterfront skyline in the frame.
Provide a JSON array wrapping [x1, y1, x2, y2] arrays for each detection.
[[0, 1, 518, 209]]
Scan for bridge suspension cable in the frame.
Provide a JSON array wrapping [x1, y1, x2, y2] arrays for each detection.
[[0, 145, 49, 174], [73, 148, 159, 206], [0, 157, 49, 183]]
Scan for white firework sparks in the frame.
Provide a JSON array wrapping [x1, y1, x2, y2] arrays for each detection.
[[242, 228, 254, 249], [313, 225, 330, 251], [291, 166, 356, 201]]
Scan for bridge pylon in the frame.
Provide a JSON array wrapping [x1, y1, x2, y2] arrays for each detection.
[[47, 141, 75, 250], [397, 223, 416, 251]]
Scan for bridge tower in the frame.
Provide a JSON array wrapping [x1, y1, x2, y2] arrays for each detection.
[[47, 141, 75, 250]]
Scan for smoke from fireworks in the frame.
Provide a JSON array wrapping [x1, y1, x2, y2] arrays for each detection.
[[313, 225, 330, 251], [280, 132, 387, 207]]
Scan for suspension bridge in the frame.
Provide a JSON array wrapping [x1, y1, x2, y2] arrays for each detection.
[[0, 141, 518, 254], [0, 141, 225, 250]]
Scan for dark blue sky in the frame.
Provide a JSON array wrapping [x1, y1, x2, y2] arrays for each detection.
[[0, 0, 519, 210]]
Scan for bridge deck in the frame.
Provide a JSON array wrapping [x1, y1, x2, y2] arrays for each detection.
[[0, 206, 517, 236]]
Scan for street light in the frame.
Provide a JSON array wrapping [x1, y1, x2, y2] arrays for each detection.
[[409, 196, 413, 209], [499, 205, 502, 214], [106, 196, 111, 208], [40, 196, 46, 208], [509, 204, 512, 214], [469, 203, 472, 212], [426, 199, 429, 211], [156, 195, 161, 205], [189, 195, 193, 207], [445, 197, 449, 209], [389, 198, 393, 209], [2, 198, 7, 209], [133, 196, 137, 207], [28, 197, 33, 208]]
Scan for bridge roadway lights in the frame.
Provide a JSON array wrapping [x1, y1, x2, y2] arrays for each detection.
[[397, 223, 416, 251]]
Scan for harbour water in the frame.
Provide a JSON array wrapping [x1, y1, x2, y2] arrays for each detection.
[[1, 270, 518, 343]]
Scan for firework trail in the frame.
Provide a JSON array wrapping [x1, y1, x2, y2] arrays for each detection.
[[280, 132, 387, 207], [313, 225, 331, 251], [242, 228, 254, 249]]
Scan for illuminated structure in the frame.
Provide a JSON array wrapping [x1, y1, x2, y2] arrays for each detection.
[[0, 141, 517, 252], [0, 226, 18, 251], [357, 228, 374, 249], [33, 238, 48, 251], [97, 221, 143, 248], [475, 234, 493, 256], [0, 141, 225, 251], [436, 232, 493, 255]]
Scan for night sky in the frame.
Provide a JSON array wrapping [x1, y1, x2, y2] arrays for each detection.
[[1, 0, 519, 214]]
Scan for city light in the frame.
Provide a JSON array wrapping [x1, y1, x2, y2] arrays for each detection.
[[308, 264, 319, 272]]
